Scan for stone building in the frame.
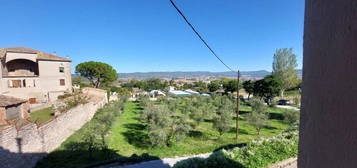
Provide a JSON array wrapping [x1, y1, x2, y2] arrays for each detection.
[[0, 47, 72, 103], [0, 95, 29, 125]]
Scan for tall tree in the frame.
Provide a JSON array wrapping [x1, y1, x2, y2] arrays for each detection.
[[208, 80, 221, 92], [76, 61, 118, 88], [222, 79, 238, 93], [242, 80, 254, 100], [253, 75, 280, 105], [272, 48, 299, 97]]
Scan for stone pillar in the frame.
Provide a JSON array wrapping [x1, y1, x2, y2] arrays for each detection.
[[298, 0, 357, 167]]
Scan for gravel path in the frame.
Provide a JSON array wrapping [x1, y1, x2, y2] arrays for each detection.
[[276, 105, 300, 111], [99, 155, 297, 168], [99, 153, 211, 168], [268, 158, 297, 168]]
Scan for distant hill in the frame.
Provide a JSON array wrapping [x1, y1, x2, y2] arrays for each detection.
[[118, 70, 302, 80]]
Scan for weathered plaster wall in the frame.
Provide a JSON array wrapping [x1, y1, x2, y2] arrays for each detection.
[[0, 60, 72, 102], [298, 0, 357, 167], [38, 60, 72, 93], [0, 90, 107, 168]]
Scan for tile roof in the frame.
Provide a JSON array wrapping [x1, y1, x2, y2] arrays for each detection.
[[0, 47, 71, 62], [0, 95, 27, 107]]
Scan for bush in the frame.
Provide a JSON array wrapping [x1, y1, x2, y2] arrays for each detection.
[[282, 110, 300, 124], [173, 129, 298, 168], [57, 93, 73, 99], [247, 99, 269, 135]]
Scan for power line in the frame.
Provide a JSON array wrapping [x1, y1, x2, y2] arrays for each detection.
[[169, 0, 237, 73], [169, 0, 241, 142]]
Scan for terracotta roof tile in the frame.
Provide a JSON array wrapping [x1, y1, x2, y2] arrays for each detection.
[[0, 47, 71, 62]]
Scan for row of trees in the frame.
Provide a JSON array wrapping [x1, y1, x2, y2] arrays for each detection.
[[243, 75, 280, 105], [137, 93, 300, 147], [207, 78, 241, 93], [77, 96, 127, 159], [138, 95, 236, 147], [121, 78, 169, 91]]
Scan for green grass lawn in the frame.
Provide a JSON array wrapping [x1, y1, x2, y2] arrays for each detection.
[[107, 102, 289, 158], [30, 107, 53, 125], [36, 101, 291, 168]]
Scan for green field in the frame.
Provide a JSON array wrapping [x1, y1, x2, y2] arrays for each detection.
[[36, 101, 291, 168], [30, 107, 53, 125]]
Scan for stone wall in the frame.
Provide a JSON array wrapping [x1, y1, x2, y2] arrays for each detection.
[[0, 89, 107, 168]]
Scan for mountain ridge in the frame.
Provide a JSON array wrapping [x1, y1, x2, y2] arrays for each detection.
[[118, 70, 302, 80]]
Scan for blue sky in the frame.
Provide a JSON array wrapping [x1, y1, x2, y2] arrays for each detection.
[[0, 0, 304, 73]]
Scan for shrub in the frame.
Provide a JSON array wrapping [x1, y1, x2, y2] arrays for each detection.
[[213, 97, 233, 136], [146, 105, 173, 147], [246, 99, 269, 135], [282, 110, 300, 124], [173, 129, 298, 168], [57, 93, 73, 99]]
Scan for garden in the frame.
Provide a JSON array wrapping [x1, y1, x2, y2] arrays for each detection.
[[35, 94, 299, 168]]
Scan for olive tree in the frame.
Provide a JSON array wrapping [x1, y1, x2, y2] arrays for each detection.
[[213, 97, 233, 137], [246, 99, 269, 135]]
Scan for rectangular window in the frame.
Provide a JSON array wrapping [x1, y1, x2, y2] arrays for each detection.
[[60, 79, 65, 86], [9, 80, 22, 88], [23, 80, 26, 87], [59, 67, 64, 73]]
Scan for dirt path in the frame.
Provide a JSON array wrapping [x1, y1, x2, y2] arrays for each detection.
[[98, 153, 211, 168]]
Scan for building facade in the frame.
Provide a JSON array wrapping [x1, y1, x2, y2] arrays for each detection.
[[0, 47, 72, 103]]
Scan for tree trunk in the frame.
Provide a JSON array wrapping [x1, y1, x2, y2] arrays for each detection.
[[280, 89, 285, 98]]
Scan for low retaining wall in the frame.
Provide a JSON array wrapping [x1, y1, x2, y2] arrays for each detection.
[[0, 88, 108, 168]]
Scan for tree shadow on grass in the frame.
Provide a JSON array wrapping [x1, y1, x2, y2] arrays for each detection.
[[269, 112, 284, 120], [121, 123, 151, 149], [133, 106, 144, 111], [239, 110, 250, 115], [35, 141, 167, 168], [228, 127, 249, 135], [188, 130, 204, 139], [213, 143, 247, 152], [264, 125, 278, 130]]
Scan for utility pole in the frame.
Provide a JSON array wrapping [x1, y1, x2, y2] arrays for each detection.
[[236, 70, 240, 143]]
